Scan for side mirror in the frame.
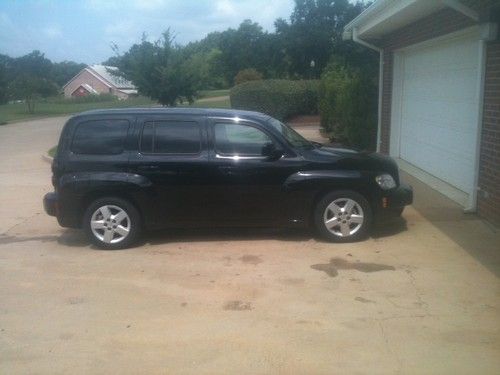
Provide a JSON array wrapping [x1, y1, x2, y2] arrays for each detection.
[[262, 143, 284, 161]]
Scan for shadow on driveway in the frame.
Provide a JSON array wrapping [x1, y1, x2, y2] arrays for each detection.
[[401, 171, 500, 278]]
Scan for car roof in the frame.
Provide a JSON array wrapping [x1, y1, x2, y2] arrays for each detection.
[[73, 107, 272, 122]]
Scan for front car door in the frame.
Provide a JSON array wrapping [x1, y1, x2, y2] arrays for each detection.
[[206, 117, 300, 226]]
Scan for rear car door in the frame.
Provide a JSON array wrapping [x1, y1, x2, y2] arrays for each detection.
[[128, 115, 210, 227]]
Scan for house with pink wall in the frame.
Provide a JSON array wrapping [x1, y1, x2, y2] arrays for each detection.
[[63, 65, 137, 99]]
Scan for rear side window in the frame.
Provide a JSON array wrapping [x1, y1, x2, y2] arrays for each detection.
[[71, 119, 129, 155], [140, 121, 201, 154]]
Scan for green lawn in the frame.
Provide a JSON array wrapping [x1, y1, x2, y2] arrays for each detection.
[[197, 89, 230, 99], [0, 90, 231, 124], [0, 96, 156, 124], [182, 97, 230, 109]]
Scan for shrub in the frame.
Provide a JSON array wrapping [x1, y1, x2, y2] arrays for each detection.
[[230, 79, 319, 121], [319, 63, 377, 150], [234, 68, 263, 86]]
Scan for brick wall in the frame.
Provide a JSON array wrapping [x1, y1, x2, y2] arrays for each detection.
[[478, 41, 500, 225], [63, 70, 111, 98]]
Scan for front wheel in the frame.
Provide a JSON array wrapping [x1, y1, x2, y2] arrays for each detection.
[[314, 190, 372, 242], [83, 197, 142, 249]]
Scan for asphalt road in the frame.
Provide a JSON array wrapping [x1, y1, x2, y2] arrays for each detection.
[[0, 116, 499, 374]]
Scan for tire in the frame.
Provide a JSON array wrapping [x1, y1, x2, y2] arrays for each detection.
[[314, 190, 372, 243], [83, 197, 142, 249]]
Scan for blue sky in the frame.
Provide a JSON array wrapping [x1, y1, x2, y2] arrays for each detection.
[[0, 0, 295, 64]]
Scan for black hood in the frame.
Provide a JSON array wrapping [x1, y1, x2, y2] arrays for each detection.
[[300, 145, 400, 183]]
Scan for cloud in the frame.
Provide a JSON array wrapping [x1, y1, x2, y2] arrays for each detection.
[[1, 0, 295, 63], [42, 25, 63, 39]]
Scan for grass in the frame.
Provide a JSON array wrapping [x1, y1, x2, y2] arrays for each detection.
[[0, 90, 231, 124], [197, 89, 230, 99], [0, 96, 156, 124], [48, 145, 57, 158], [182, 97, 231, 109]]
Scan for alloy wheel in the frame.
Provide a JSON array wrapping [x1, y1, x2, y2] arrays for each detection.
[[323, 198, 364, 238], [90, 205, 131, 244]]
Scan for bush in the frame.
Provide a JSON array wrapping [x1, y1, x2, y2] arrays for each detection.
[[230, 79, 319, 121], [319, 63, 377, 150], [234, 68, 263, 86]]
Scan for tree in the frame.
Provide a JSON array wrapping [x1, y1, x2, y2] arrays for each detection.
[[9, 75, 58, 113], [234, 68, 263, 86], [111, 31, 198, 106], [0, 59, 8, 104], [51, 61, 86, 87], [275, 0, 369, 78], [7, 51, 58, 113]]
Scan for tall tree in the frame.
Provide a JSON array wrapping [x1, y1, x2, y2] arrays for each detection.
[[7, 51, 58, 113], [111, 31, 198, 106], [275, 0, 368, 78], [51, 61, 86, 87]]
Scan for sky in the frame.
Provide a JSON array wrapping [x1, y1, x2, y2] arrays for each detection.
[[0, 0, 295, 64]]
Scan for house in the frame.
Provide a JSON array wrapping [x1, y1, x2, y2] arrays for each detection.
[[343, 0, 500, 226], [63, 65, 137, 99]]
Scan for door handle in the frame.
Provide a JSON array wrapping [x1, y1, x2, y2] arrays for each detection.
[[137, 165, 159, 171]]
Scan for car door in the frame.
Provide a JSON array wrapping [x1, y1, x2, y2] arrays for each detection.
[[128, 115, 210, 227], [205, 118, 299, 226]]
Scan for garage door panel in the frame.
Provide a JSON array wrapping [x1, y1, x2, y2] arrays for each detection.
[[395, 34, 480, 194]]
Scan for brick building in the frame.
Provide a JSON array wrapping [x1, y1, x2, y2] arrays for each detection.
[[344, 0, 500, 226], [63, 65, 137, 100]]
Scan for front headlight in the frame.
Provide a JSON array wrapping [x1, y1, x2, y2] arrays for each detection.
[[375, 174, 396, 190]]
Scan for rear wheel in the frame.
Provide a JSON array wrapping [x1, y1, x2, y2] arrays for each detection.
[[314, 190, 372, 242], [83, 197, 141, 249]]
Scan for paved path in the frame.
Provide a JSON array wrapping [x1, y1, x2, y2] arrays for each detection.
[[0, 117, 499, 374]]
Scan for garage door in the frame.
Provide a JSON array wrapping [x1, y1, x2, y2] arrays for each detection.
[[391, 34, 480, 195]]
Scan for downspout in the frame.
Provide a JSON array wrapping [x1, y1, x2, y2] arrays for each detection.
[[352, 27, 383, 152]]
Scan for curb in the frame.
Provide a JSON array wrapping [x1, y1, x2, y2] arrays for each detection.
[[42, 154, 53, 164]]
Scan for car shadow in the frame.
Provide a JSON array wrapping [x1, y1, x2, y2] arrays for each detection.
[[0, 217, 408, 249]]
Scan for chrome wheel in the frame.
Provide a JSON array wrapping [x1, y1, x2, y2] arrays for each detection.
[[323, 198, 364, 238], [90, 205, 131, 244]]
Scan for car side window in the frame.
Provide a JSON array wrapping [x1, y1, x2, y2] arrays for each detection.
[[214, 123, 274, 156], [140, 121, 201, 154], [71, 119, 129, 155]]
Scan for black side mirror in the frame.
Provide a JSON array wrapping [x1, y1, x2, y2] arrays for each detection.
[[262, 143, 284, 161]]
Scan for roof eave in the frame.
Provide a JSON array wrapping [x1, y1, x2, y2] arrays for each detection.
[[344, 0, 447, 40]]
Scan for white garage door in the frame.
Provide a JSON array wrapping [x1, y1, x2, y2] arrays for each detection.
[[391, 33, 480, 195]]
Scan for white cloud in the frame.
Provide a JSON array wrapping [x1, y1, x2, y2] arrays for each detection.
[[42, 25, 62, 39]]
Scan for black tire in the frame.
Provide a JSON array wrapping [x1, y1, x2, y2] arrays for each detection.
[[314, 190, 372, 243], [83, 197, 142, 250]]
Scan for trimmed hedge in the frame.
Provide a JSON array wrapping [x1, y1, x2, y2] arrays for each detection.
[[230, 79, 319, 121], [319, 64, 377, 150]]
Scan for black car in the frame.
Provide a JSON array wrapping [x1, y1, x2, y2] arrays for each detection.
[[44, 108, 412, 249]]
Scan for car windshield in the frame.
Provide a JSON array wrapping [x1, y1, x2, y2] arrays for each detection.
[[268, 118, 314, 149]]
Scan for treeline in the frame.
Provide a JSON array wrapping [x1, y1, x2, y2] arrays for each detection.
[[109, 0, 376, 106], [0, 51, 86, 111]]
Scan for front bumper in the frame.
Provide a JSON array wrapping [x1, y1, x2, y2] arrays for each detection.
[[386, 182, 413, 208], [43, 192, 58, 217]]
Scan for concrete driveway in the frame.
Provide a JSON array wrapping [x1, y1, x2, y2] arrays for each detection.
[[0, 117, 499, 374]]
